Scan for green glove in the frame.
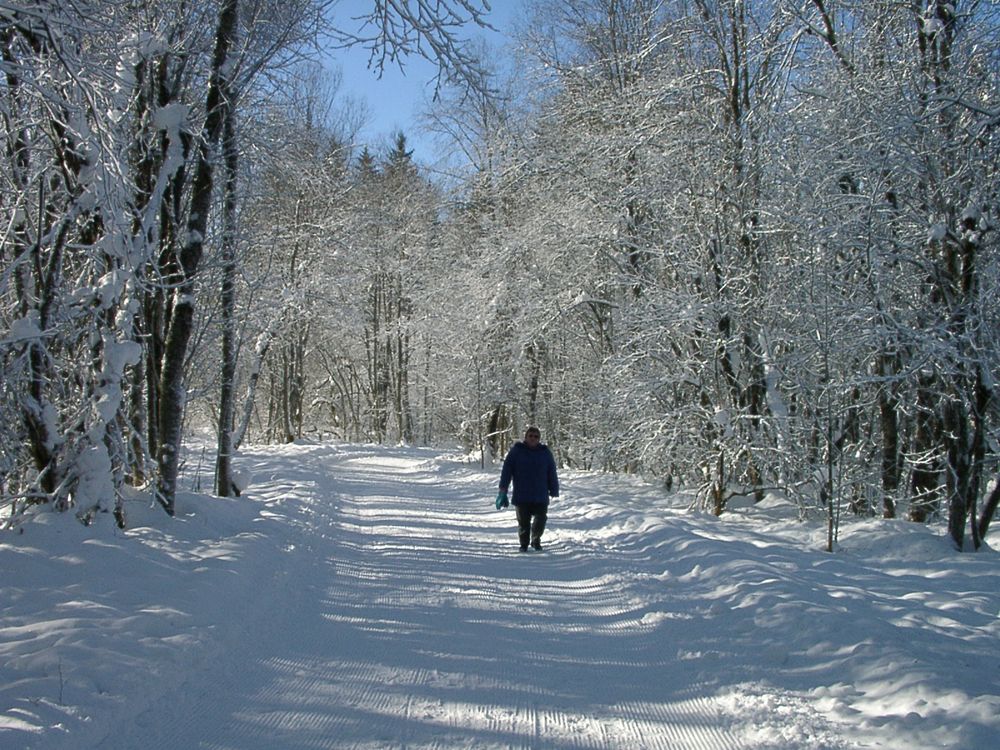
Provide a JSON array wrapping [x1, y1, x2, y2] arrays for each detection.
[[495, 491, 509, 510]]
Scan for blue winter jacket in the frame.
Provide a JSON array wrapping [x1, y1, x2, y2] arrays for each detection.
[[499, 441, 560, 507]]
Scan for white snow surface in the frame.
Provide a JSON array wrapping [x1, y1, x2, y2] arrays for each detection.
[[2, 441, 998, 749]]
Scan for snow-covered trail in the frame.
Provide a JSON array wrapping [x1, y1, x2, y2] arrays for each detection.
[[105, 442, 744, 749], [4, 441, 998, 749]]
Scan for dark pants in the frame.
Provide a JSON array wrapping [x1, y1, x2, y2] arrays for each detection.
[[515, 503, 548, 548]]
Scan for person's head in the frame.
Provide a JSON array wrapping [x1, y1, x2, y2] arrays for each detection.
[[524, 426, 541, 445]]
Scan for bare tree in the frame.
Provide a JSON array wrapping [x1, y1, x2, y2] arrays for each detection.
[[329, 0, 494, 93]]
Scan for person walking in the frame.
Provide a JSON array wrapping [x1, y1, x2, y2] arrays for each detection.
[[495, 426, 560, 551]]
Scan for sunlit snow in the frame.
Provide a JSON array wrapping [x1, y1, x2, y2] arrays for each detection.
[[2, 442, 998, 749]]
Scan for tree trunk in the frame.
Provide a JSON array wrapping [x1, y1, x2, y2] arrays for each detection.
[[4, 38, 61, 499], [232, 333, 271, 451], [966, 365, 991, 548], [944, 397, 971, 549], [156, 0, 239, 515], [215, 95, 239, 497], [876, 354, 901, 519], [908, 374, 941, 522], [978, 475, 1000, 542]]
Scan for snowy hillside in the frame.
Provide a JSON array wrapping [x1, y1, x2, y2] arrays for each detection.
[[2, 442, 998, 749]]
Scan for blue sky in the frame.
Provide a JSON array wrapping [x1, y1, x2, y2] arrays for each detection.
[[325, 1, 517, 163]]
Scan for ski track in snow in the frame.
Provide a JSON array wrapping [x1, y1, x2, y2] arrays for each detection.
[[3, 441, 999, 749]]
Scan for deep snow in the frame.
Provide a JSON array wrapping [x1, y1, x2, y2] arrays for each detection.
[[2, 441, 998, 749]]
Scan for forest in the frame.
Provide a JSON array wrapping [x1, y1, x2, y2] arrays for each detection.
[[1, 0, 998, 551]]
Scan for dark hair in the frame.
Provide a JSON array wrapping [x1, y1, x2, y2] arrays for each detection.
[[524, 426, 541, 437]]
